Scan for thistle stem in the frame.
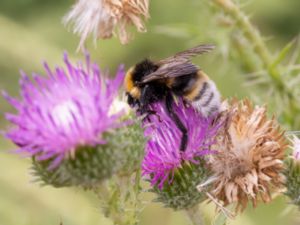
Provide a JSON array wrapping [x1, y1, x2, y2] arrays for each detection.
[[210, 0, 300, 127], [211, 0, 279, 84], [96, 183, 126, 225], [95, 172, 142, 225], [185, 205, 205, 225]]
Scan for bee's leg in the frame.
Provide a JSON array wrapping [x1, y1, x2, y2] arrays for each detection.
[[139, 108, 162, 123], [141, 110, 154, 123], [165, 93, 188, 152], [139, 84, 162, 122], [146, 109, 163, 122]]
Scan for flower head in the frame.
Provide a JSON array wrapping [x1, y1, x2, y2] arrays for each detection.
[[292, 135, 300, 162], [208, 99, 287, 211], [142, 100, 222, 189], [3, 52, 125, 168], [64, 0, 149, 49], [284, 135, 300, 208]]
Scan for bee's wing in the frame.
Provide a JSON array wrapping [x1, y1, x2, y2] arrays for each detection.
[[159, 44, 215, 65], [141, 62, 199, 83], [141, 44, 214, 83]]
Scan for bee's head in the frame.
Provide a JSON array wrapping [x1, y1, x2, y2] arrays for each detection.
[[124, 59, 158, 100]]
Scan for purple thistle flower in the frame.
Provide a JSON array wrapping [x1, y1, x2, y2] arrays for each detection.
[[142, 100, 222, 189], [3, 52, 125, 168]]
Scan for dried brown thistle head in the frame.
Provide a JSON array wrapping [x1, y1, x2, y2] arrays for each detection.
[[64, 0, 149, 49], [208, 99, 288, 211]]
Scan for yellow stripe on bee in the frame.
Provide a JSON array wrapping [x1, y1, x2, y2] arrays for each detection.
[[184, 70, 209, 101], [124, 67, 135, 92], [130, 87, 141, 99], [124, 67, 141, 99]]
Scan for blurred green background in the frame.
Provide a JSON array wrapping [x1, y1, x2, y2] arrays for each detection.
[[0, 0, 299, 225]]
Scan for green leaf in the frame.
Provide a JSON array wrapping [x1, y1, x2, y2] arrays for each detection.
[[271, 38, 297, 69]]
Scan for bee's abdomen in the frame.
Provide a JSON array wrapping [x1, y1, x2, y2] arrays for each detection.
[[170, 73, 198, 96], [184, 71, 221, 117]]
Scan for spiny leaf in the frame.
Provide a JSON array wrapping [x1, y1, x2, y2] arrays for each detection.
[[271, 38, 297, 70]]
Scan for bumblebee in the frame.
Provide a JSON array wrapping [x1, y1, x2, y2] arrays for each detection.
[[124, 44, 221, 151]]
